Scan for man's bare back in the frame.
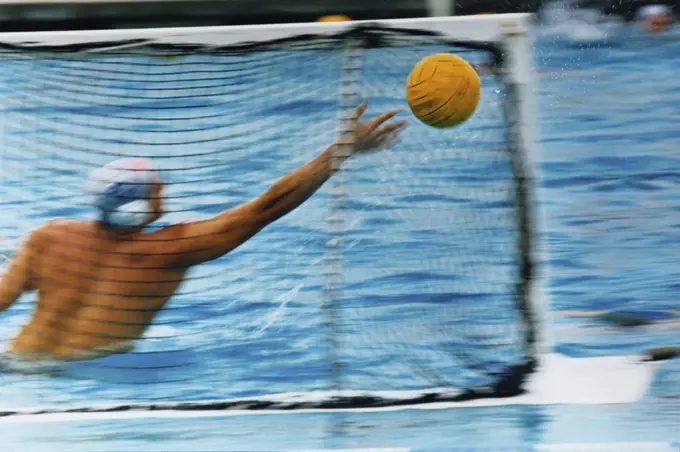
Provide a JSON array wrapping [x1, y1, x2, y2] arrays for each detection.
[[7, 220, 188, 359], [0, 102, 406, 362]]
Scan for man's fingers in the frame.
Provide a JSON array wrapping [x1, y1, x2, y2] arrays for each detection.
[[366, 109, 403, 133], [377, 119, 407, 136], [350, 100, 368, 121]]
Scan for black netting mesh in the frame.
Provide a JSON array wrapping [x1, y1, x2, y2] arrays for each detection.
[[0, 25, 535, 414]]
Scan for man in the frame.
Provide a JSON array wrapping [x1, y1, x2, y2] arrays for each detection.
[[0, 101, 405, 363], [637, 4, 674, 33]]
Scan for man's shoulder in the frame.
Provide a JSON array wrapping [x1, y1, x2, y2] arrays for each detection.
[[132, 223, 194, 268], [39, 219, 186, 243], [29, 219, 96, 248], [133, 223, 192, 259], [37, 219, 89, 237], [42, 218, 82, 229], [140, 222, 186, 240]]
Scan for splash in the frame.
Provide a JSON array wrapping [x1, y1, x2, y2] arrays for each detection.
[[539, 0, 622, 43]]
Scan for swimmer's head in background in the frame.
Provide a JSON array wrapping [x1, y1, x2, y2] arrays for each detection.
[[86, 158, 161, 229], [637, 4, 673, 32]]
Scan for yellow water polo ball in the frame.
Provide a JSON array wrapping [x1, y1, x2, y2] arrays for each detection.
[[406, 53, 481, 128]]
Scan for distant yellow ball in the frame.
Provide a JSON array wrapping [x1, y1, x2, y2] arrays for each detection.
[[317, 15, 351, 22], [405, 53, 481, 128]]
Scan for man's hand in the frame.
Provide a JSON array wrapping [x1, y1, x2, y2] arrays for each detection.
[[339, 101, 407, 154]]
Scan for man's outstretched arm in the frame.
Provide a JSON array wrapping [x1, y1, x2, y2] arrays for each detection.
[[159, 102, 406, 268]]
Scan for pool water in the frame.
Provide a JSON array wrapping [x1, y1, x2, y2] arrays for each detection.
[[0, 20, 679, 451]]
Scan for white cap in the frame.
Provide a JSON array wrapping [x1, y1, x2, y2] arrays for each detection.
[[638, 4, 672, 19], [86, 158, 157, 228]]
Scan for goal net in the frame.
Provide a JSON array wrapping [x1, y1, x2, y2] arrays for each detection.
[[0, 15, 541, 414]]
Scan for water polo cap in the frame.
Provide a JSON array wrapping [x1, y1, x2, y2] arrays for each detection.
[[86, 158, 157, 228], [637, 4, 671, 19]]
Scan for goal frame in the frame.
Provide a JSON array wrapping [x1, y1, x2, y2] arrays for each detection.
[[0, 12, 548, 397]]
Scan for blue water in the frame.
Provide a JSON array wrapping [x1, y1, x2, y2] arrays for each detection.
[[0, 21, 679, 451]]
